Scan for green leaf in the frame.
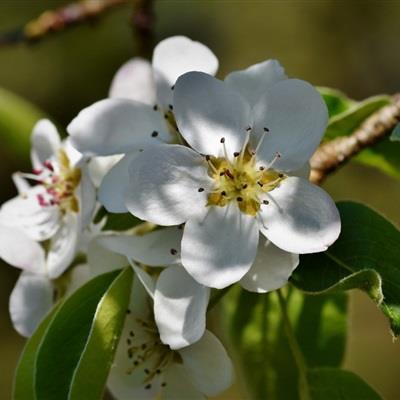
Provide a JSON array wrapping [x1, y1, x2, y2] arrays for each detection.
[[13, 306, 59, 400], [390, 123, 400, 142], [324, 95, 390, 140], [35, 267, 133, 400], [291, 201, 400, 336], [221, 287, 347, 400], [0, 87, 46, 158], [318, 87, 355, 118], [306, 368, 382, 399], [94, 206, 142, 231]]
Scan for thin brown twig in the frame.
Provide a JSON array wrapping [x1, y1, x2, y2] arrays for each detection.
[[131, 0, 155, 58], [310, 94, 400, 185], [0, 0, 127, 47]]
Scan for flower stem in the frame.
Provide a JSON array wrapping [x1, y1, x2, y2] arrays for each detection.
[[276, 289, 311, 400]]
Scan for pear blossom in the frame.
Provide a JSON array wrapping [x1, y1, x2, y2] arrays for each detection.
[[88, 226, 210, 350], [67, 36, 218, 213], [123, 62, 341, 289], [0, 119, 96, 279], [107, 278, 233, 400]]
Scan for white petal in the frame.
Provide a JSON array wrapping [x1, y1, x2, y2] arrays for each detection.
[[98, 226, 183, 266], [181, 204, 259, 289], [240, 239, 299, 293], [291, 162, 311, 180], [130, 262, 156, 299], [174, 72, 252, 157], [0, 225, 46, 274], [67, 98, 170, 156], [30, 119, 61, 169], [0, 187, 60, 241], [9, 272, 53, 337], [225, 59, 287, 106], [126, 144, 212, 226], [109, 58, 157, 105], [87, 238, 128, 277], [152, 36, 218, 109], [98, 153, 138, 213], [12, 173, 30, 194], [162, 364, 204, 400], [65, 264, 90, 296], [178, 330, 233, 397], [253, 79, 328, 171], [88, 154, 123, 188], [77, 164, 97, 228], [259, 176, 341, 254], [46, 213, 79, 279], [154, 266, 210, 350]]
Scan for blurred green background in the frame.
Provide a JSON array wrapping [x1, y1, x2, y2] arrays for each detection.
[[1, 1, 400, 399]]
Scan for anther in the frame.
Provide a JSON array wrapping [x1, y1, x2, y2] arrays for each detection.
[[152, 131, 159, 137], [278, 173, 284, 178], [220, 137, 225, 143], [198, 187, 204, 192], [164, 113, 169, 119], [219, 171, 225, 176], [161, 382, 167, 387], [134, 361, 139, 366], [259, 166, 265, 171], [144, 368, 150, 375], [170, 248, 178, 255], [221, 191, 226, 196], [246, 126, 252, 131], [242, 184, 248, 189], [127, 339, 131, 345], [263, 200, 269, 205], [129, 331, 135, 337], [156, 369, 161, 374], [257, 181, 264, 187], [233, 152, 240, 157], [237, 197, 243, 202], [171, 85, 175, 90], [141, 344, 147, 350], [168, 104, 173, 111], [153, 104, 158, 111], [205, 155, 211, 161], [126, 309, 131, 314], [145, 384, 152, 390], [263, 127, 269, 132]]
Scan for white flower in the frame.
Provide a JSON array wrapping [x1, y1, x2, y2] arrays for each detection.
[[89, 226, 210, 350], [0, 119, 96, 279], [123, 61, 341, 289], [67, 36, 218, 213], [107, 278, 233, 400]]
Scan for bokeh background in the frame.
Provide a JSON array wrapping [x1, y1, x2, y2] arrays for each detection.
[[1, 1, 400, 399]]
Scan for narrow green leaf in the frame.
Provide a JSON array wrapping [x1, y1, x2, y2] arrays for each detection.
[[291, 201, 400, 336], [0, 87, 46, 158], [324, 95, 390, 140], [13, 306, 59, 400], [390, 123, 400, 142], [318, 87, 355, 118], [35, 267, 133, 400], [221, 287, 347, 400], [306, 368, 382, 399]]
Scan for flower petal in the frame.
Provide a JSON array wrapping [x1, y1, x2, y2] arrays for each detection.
[[253, 79, 328, 171], [98, 153, 138, 213], [162, 364, 204, 400], [9, 272, 53, 337], [88, 155, 123, 188], [154, 265, 210, 350], [0, 225, 46, 274], [98, 226, 183, 266], [259, 176, 341, 254], [77, 164, 97, 228], [240, 239, 299, 293], [125, 144, 212, 226], [30, 119, 61, 169], [152, 36, 218, 109], [178, 330, 234, 397], [109, 58, 157, 105], [181, 204, 259, 289], [0, 187, 60, 241], [225, 59, 287, 106], [130, 262, 156, 299], [67, 98, 170, 156], [46, 213, 79, 279], [87, 238, 128, 277], [174, 72, 252, 157]]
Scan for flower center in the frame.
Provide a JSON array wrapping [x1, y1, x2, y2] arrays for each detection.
[[30, 150, 81, 213], [124, 313, 181, 390], [205, 136, 285, 216]]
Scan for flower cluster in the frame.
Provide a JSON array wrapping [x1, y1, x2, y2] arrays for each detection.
[[0, 36, 340, 398]]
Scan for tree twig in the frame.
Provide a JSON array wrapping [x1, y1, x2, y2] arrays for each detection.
[[131, 0, 155, 58], [0, 0, 127, 47], [310, 94, 400, 184]]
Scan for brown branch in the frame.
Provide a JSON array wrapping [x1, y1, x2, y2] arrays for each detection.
[[310, 94, 400, 184], [0, 0, 127, 47], [131, 0, 155, 58]]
